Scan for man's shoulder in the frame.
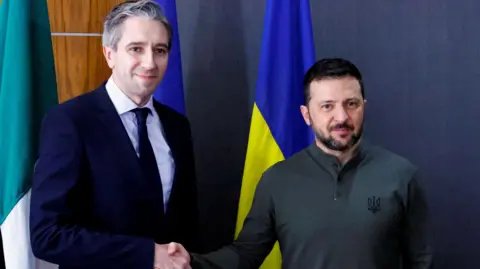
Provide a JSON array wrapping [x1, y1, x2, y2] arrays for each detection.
[[47, 83, 106, 119], [260, 147, 311, 183], [365, 144, 417, 170], [153, 101, 188, 120], [363, 143, 420, 183], [153, 100, 190, 128]]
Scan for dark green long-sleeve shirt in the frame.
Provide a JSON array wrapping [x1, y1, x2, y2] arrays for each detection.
[[192, 142, 433, 269]]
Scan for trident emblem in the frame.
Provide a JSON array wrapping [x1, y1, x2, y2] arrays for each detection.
[[367, 196, 381, 214]]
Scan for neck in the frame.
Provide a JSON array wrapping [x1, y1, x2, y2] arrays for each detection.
[[315, 139, 361, 164], [127, 94, 150, 107]]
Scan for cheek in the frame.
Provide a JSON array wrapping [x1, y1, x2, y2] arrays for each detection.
[[121, 53, 140, 69], [130, 59, 141, 69], [126, 63, 141, 77], [348, 111, 364, 127], [156, 57, 168, 70], [311, 113, 332, 131]]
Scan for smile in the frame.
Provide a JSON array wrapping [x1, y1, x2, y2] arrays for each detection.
[[136, 74, 156, 80]]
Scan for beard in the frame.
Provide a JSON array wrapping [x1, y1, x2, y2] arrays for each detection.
[[313, 121, 363, 152]]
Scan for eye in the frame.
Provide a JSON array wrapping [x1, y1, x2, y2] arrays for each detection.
[[130, 47, 142, 53], [346, 100, 359, 108], [155, 48, 168, 56], [321, 103, 333, 111]]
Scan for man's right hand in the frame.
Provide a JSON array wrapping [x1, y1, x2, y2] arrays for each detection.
[[167, 242, 190, 259], [154, 243, 191, 269]]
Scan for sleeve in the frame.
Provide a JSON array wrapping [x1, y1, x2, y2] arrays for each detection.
[[191, 172, 277, 269], [401, 170, 434, 269], [29, 109, 155, 269], [175, 118, 201, 252]]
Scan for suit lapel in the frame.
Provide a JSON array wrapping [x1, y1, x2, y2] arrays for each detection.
[[90, 85, 143, 178], [153, 101, 182, 214], [153, 102, 180, 168]]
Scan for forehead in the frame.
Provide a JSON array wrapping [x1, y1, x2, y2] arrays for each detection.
[[309, 76, 362, 101], [118, 16, 168, 45]]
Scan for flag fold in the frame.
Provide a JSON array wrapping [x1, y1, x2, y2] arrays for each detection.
[[0, 0, 58, 268], [235, 0, 316, 267], [153, 0, 185, 115]]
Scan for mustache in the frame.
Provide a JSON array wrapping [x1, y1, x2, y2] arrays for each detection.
[[329, 122, 354, 131]]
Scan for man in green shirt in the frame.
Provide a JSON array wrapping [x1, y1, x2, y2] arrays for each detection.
[[164, 58, 433, 269]]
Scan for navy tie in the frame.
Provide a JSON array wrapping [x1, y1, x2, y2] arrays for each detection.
[[131, 107, 164, 213]]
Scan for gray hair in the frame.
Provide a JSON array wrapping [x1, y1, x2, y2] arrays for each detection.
[[102, 0, 172, 51]]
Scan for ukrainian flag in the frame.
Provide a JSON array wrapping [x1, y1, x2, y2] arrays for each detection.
[[234, 0, 315, 268]]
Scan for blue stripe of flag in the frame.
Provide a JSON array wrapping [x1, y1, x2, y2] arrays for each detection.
[[255, 0, 316, 158], [153, 0, 185, 115]]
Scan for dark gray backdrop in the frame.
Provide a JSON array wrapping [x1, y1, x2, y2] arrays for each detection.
[[176, 0, 480, 268]]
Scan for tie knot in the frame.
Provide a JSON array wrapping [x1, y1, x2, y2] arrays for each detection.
[[132, 107, 151, 124]]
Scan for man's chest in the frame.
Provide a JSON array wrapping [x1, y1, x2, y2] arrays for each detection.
[[274, 168, 406, 245]]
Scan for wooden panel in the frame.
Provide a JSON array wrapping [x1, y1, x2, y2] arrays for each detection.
[[52, 36, 111, 103], [47, 0, 124, 33]]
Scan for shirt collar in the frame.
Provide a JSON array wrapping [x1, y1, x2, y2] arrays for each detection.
[[105, 76, 155, 115], [307, 141, 367, 169]]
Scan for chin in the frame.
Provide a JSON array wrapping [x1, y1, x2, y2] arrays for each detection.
[[334, 141, 350, 148], [333, 135, 351, 142], [136, 84, 155, 93], [135, 76, 157, 86]]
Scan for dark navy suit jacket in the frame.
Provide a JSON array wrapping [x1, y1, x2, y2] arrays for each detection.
[[30, 84, 200, 269]]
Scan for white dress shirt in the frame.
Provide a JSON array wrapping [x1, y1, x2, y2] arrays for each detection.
[[105, 77, 174, 211]]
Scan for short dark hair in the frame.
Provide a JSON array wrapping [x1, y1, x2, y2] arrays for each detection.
[[303, 58, 364, 105]]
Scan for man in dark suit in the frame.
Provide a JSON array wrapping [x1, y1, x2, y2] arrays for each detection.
[[29, 1, 198, 268]]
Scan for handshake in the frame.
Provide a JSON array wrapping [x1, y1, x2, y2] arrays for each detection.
[[154, 242, 191, 269]]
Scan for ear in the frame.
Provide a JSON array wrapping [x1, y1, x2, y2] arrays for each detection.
[[300, 105, 311, 126], [103, 46, 115, 69]]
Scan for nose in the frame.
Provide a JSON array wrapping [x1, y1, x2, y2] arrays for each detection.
[[141, 50, 156, 70], [333, 107, 348, 122]]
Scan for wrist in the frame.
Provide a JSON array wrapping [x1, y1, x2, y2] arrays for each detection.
[[153, 243, 160, 267]]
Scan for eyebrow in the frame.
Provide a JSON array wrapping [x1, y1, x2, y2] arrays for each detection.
[[126, 42, 168, 49], [318, 97, 361, 103]]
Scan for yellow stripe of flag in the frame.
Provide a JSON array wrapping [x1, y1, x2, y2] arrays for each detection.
[[233, 0, 315, 267], [235, 103, 284, 269]]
